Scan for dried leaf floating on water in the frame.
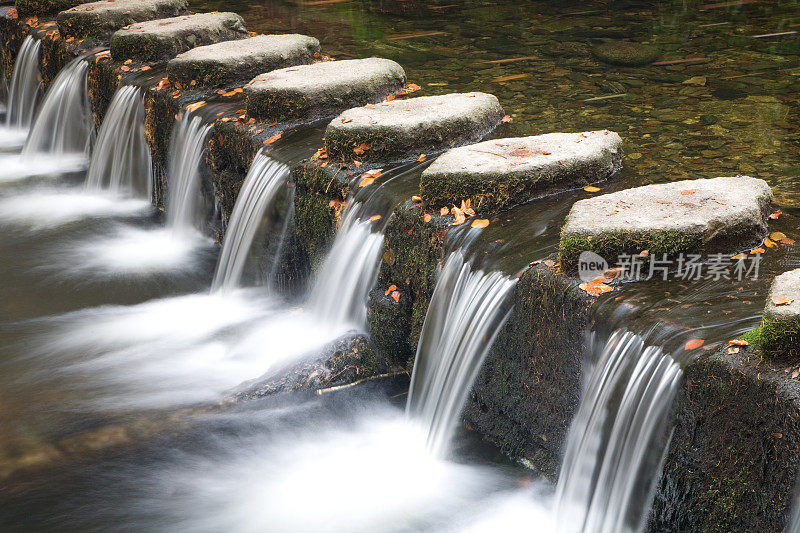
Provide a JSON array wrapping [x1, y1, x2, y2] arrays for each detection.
[[584, 186, 602, 193], [471, 219, 490, 229], [186, 101, 206, 113], [684, 338, 705, 350]]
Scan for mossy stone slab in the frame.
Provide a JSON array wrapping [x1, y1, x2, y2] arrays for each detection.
[[592, 41, 659, 66], [325, 92, 504, 163], [110, 12, 248, 63], [420, 130, 623, 212], [166, 34, 320, 88], [15, 0, 82, 17], [244, 57, 406, 122], [57, 0, 187, 40], [760, 269, 800, 363], [559, 176, 773, 270]]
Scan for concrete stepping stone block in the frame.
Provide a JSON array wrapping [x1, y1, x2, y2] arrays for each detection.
[[57, 0, 187, 39], [559, 176, 773, 270], [325, 92, 504, 163], [244, 58, 406, 122], [110, 12, 248, 63], [166, 34, 320, 88], [757, 269, 800, 363], [420, 130, 623, 212]]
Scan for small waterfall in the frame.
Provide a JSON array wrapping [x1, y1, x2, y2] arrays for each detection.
[[406, 251, 517, 457], [166, 112, 211, 234], [22, 58, 93, 157], [85, 85, 152, 199], [309, 205, 386, 328], [554, 330, 683, 533], [5, 35, 41, 130], [211, 152, 292, 293]]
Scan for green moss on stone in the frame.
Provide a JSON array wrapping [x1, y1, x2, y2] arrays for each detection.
[[559, 228, 703, 271]]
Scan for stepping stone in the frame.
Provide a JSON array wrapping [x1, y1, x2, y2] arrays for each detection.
[[57, 0, 188, 40], [166, 34, 320, 88], [244, 58, 406, 122], [420, 130, 623, 212], [757, 269, 800, 363], [559, 176, 773, 270], [109, 12, 248, 63], [325, 92, 504, 163], [15, 0, 82, 17]]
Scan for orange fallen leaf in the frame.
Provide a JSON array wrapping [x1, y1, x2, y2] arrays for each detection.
[[764, 237, 777, 248], [385, 284, 397, 296], [417, 153, 426, 162], [423, 213, 432, 223], [639, 250, 649, 258], [579, 280, 613, 297], [328, 200, 342, 208], [264, 133, 282, 144], [681, 189, 696, 195], [501, 115, 513, 123], [684, 338, 705, 350], [186, 100, 206, 113], [728, 347, 740, 355], [510, 149, 531, 157], [750, 247, 766, 254], [120, 65, 130, 72], [391, 291, 401, 303], [729, 339, 749, 346], [772, 296, 794, 306], [440, 206, 449, 216], [731, 253, 747, 260], [369, 215, 382, 222], [770, 231, 787, 242], [452, 206, 466, 226], [359, 177, 375, 187], [584, 186, 602, 193], [769, 209, 782, 220], [471, 219, 490, 229], [412, 195, 422, 202], [353, 143, 370, 155], [361, 169, 383, 179], [783, 237, 795, 245]]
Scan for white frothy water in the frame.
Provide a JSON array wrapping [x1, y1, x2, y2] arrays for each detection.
[[554, 330, 682, 533], [22, 57, 93, 158], [135, 408, 539, 533], [167, 112, 211, 235], [309, 205, 386, 329], [85, 85, 152, 199], [212, 152, 291, 293], [406, 250, 516, 457], [5, 35, 40, 131], [0, 188, 150, 229]]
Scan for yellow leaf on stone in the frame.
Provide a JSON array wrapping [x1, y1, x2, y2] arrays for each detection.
[[583, 186, 602, 193]]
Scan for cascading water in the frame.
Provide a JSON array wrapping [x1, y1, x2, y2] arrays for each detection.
[[554, 329, 683, 533], [5, 35, 41, 131], [406, 250, 517, 457], [21, 57, 94, 158], [212, 152, 292, 294], [166, 112, 211, 235], [85, 85, 152, 198], [309, 205, 387, 328]]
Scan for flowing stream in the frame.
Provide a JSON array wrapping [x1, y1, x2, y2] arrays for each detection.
[[309, 204, 388, 329], [554, 330, 683, 533], [167, 112, 211, 235], [5, 35, 41, 132], [85, 85, 152, 198], [406, 250, 517, 457], [212, 151, 292, 294], [21, 57, 93, 158]]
